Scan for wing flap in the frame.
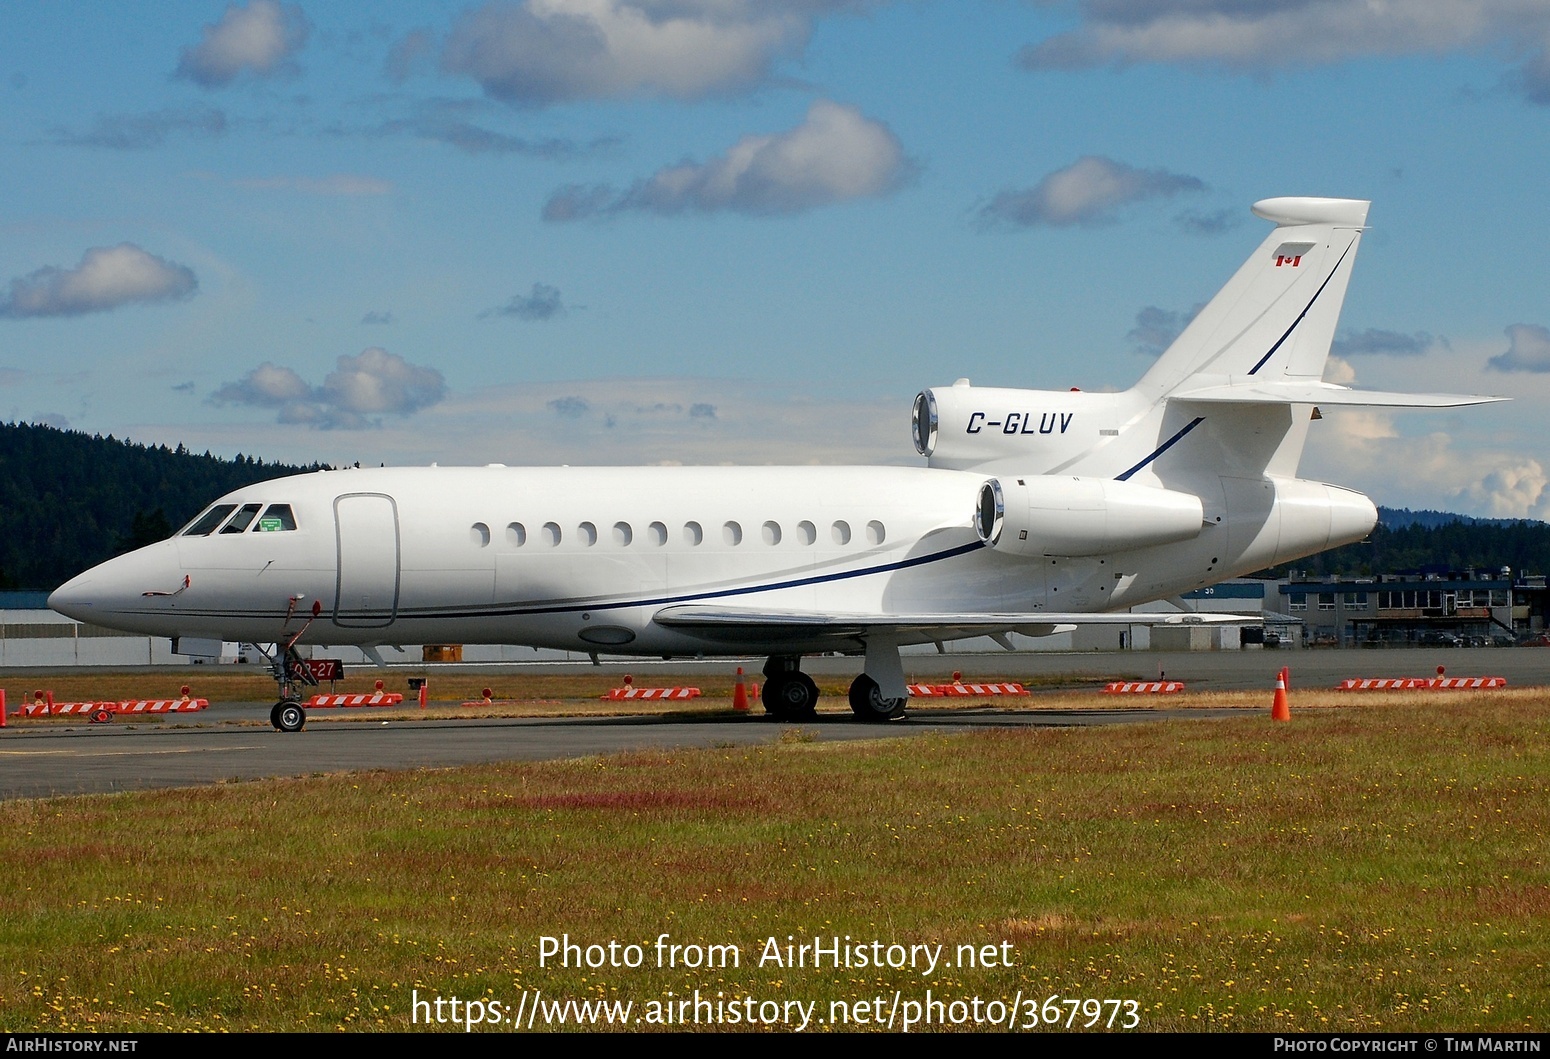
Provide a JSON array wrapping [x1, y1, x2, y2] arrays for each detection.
[[653, 604, 1256, 648]]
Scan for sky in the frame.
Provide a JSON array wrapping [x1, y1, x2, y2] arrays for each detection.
[[2, 1, 1549, 517]]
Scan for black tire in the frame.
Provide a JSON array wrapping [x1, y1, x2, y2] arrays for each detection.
[[762, 672, 818, 720], [274, 700, 306, 732], [848, 674, 907, 721]]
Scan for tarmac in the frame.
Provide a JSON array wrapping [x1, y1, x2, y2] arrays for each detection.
[[2, 646, 1544, 800]]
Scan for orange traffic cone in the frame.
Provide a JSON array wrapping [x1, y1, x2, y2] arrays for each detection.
[[733, 667, 750, 712], [1271, 671, 1290, 722]]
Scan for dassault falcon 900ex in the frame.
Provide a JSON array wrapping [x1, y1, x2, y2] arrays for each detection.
[[50, 197, 1502, 731]]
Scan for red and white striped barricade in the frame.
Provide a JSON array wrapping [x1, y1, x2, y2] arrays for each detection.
[[116, 698, 210, 714], [15, 697, 209, 717], [600, 686, 702, 701], [305, 692, 405, 708], [1428, 676, 1507, 690], [1102, 681, 1186, 694], [908, 682, 1029, 697]]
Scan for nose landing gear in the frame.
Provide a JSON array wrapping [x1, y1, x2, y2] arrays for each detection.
[[251, 596, 323, 732]]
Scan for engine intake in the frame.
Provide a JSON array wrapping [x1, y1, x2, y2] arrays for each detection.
[[976, 476, 1205, 557]]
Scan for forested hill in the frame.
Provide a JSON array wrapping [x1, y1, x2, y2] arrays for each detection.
[[0, 422, 325, 591], [1269, 507, 1550, 579]]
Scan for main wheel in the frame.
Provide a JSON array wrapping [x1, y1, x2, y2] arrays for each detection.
[[272, 699, 306, 732], [849, 674, 907, 721], [762, 672, 819, 720]]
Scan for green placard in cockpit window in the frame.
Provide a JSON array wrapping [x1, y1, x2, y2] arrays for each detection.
[[257, 517, 283, 532]]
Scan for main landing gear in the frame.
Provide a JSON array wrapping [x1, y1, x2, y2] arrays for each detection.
[[761, 656, 819, 720], [847, 673, 907, 721], [759, 654, 909, 723]]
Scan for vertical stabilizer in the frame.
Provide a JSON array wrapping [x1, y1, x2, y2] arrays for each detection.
[[1135, 197, 1369, 401]]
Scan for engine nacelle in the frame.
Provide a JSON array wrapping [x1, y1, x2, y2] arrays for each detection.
[[913, 381, 1141, 473], [975, 475, 1205, 557]]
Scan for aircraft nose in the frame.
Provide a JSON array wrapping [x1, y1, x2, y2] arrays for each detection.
[[48, 571, 98, 622]]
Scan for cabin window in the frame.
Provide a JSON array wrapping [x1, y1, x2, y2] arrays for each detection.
[[579, 522, 598, 546], [648, 521, 668, 546], [831, 520, 851, 545], [506, 522, 527, 546], [683, 521, 703, 546], [254, 504, 296, 532], [612, 521, 632, 546], [470, 522, 491, 547], [542, 522, 562, 546], [797, 520, 817, 545], [762, 521, 781, 545], [182, 504, 237, 536], [866, 520, 886, 545], [220, 503, 263, 534], [723, 521, 743, 546]]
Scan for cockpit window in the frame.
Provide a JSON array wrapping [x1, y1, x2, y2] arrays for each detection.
[[254, 504, 297, 532], [220, 503, 263, 534], [182, 504, 237, 536]]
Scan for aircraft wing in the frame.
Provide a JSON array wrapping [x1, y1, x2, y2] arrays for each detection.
[[1172, 381, 1506, 408], [652, 604, 1256, 649]]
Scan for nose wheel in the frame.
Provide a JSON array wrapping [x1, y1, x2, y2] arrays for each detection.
[[270, 700, 306, 732]]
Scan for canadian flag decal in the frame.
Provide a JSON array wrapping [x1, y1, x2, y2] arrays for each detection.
[[1273, 241, 1315, 268]]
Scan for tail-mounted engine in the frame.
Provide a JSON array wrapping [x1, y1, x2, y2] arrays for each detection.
[[975, 475, 1205, 557]]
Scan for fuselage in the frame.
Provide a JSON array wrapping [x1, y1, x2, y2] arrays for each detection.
[[47, 461, 1376, 656]]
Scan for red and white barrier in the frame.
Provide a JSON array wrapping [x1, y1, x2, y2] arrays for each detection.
[[601, 687, 701, 700], [1103, 681, 1186, 694], [908, 682, 1028, 697], [1337, 677, 1506, 691], [114, 698, 209, 713], [1429, 676, 1507, 689], [306, 692, 404, 708], [15, 697, 209, 717]]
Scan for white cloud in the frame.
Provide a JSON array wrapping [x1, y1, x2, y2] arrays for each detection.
[[0, 244, 198, 318], [210, 362, 312, 407], [1487, 323, 1550, 372], [978, 156, 1204, 228], [545, 100, 909, 219], [1017, 1, 1550, 105], [210, 348, 446, 430], [322, 347, 446, 417], [177, 0, 311, 88], [441, 0, 846, 105]]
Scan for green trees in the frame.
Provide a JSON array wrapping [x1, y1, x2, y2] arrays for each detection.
[[0, 422, 324, 590]]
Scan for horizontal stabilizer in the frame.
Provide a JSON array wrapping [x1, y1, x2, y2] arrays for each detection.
[[1173, 381, 1507, 408]]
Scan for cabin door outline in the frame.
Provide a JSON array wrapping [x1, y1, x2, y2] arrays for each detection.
[[333, 492, 401, 627]]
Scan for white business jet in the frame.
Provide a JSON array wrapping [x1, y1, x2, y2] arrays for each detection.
[[50, 197, 1501, 731]]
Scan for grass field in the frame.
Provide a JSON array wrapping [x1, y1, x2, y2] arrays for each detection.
[[1, 691, 1545, 1033]]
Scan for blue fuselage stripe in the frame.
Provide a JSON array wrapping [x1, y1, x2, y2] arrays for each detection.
[[1114, 417, 1205, 482], [1248, 242, 1353, 375]]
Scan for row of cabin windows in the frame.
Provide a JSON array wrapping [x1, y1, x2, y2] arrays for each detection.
[[470, 519, 886, 549], [181, 503, 298, 536]]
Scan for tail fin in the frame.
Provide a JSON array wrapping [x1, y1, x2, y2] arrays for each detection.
[[1135, 197, 1369, 400]]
